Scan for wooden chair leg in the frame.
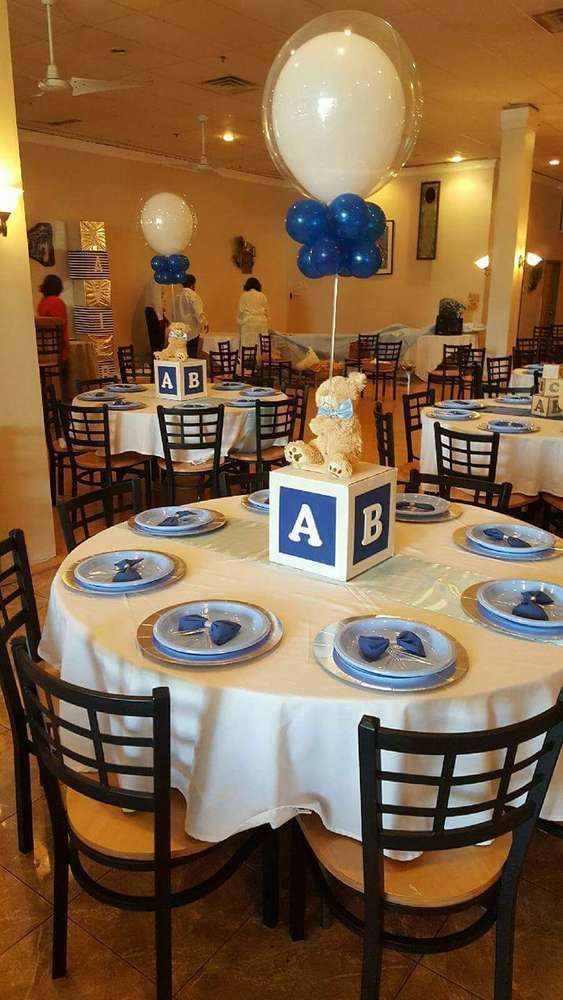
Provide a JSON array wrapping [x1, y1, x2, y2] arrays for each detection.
[[154, 906, 173, 1000], [262, 827, 279, 929], [52, 840, 69, 978], [13, 740, 34, 854], [289, 820, 307, 941]]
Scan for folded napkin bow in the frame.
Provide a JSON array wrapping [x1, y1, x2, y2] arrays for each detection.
[[178, 613, 242, 646], [112, 558, 144, 582], [396, 500, 436, 512], [482, 527, 531, 549], [158, 510, 196, 527], [512, 589, 554, 621], [358, 630, 426, 663]]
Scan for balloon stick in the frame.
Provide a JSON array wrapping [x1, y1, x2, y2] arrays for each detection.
[[329, 274, 339, 385]]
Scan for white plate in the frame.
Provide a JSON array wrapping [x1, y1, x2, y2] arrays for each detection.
[[134, 506, 214, 534]]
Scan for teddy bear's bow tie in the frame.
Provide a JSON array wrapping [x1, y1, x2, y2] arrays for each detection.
[[318, 399, 354, 420]]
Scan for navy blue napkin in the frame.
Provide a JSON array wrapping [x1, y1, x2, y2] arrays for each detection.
[[178, 614, 242, 646], [483, 528, 531, 549], [512, 589, 553, 621], [110, 398, 126, 407], [178, 614, 207, 631], [158, 511, 196, 527], [358, 631, 426, 662], [521, 590, 553, 606], [396, 501, 435, 512], [112, 558, 143, 582], [396, 630, 426, 657]]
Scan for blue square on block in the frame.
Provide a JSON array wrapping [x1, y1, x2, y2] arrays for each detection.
[[183, 365, 203, 395], [157, 364, 178, 396], [353, 483, 391, 565], [279, 486, 336, 566]]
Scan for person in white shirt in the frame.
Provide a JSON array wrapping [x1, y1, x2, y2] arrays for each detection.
[[236, 277, 270, 351], [172, 274, 207, 357]]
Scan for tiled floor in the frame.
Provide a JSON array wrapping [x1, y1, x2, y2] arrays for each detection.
[[1, 381, 561, 998]]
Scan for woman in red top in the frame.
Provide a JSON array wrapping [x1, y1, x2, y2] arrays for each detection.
[[37, 274, 69, 361]]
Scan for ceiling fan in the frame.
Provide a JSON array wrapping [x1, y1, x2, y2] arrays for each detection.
[[34, 0, 144, 97]]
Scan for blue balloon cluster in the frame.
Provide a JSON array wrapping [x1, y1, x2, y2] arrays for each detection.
[[150, 254, 190, 285], [286, 194, 386, 279]]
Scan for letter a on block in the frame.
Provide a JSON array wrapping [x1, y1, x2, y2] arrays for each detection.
[[161, 372, 173, 390], [288, 503, 322, 547], [362, 503, 383, 545], [188, 371, 200, 388]]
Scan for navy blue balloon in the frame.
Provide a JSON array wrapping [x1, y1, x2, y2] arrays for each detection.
[[170, 269, 188, 284], [297, 244, 323, 279], [329, 194, 369, 241], [348, 241, 383, 279], [154, 270, 170, 285], [168, 254, 190, 270], [150, 254, 168, 272], [311, 237, 341, 277], [365, 203, 386, 241], [286, 199, 329, 245]]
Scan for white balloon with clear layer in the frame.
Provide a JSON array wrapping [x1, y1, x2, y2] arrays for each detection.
[[262, 12, 422, 203], [140, 192, 195, 256]]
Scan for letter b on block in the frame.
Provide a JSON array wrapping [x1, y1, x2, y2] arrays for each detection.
[[353, 484, 391, 565], [279, 487, 336, 566], [184, 366, 203, 395]]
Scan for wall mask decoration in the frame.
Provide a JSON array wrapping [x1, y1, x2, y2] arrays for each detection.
[[417, 180, 440, 260], [27, 222, 55, 267], [375, 220, 394, 275], [233, 235, 256, 273]]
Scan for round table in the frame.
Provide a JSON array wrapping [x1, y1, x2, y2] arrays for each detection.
[[39, 497, 563, 845], [420, 402, 563, 497], [414, 333, 479, 382], [73, 384, 287, 463]]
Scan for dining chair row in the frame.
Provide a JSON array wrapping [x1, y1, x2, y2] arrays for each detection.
[[344, 336, 404, 400]]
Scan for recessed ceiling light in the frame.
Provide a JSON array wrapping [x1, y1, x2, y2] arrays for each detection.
[[549, 158, 560, 166], [449, 154, 464, 162], [222, 130, 235, 142]]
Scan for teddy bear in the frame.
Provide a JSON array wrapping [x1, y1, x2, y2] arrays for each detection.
[[285, 371, 367, 480], [154, 322, 189, 362]]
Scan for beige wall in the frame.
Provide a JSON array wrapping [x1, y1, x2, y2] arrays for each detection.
[[284, 162, 494, 335], [518, 176, 563, 337], [19, 135, 291, 352], [0, 2, 55, 564]]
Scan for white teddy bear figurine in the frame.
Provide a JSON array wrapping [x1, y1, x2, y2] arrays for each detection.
[[285, 371, 367, 480], [154, 322, 189, 362]]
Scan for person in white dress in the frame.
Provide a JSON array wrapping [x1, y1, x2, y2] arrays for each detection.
[[236, 277, 269, 352], [172, 274, 207, 357]]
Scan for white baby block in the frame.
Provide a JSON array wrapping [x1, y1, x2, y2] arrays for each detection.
[[269, 462, 396, 581], [154, 359, 207, 401], [532, 393, 561, 418]]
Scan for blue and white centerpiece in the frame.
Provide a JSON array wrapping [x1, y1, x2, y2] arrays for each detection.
[[154, 323, 207, 401]]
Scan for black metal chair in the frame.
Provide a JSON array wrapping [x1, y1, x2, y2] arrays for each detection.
[[344, 334, 380, 375], [259, 333, 292, 385], [282, 381, 311, 441], [373, 404, 410, 486], [0, 529, 42, 854], [289, 698, 563, 1000], [35, 317, 64, 388], [209, 348, 239, 381], [428, 344, 471, 401], [59, 402, 152, 504], [513, 338, 539, 369], [402, 388, 435, 463], [76, 376, 116, 394], [240, 345, 258, 379], [231, 398, 296, 474], [12, 644, 279, 999], [57, 479, 143, 553], [459, 346, 486, 398], [157, 403, 226, 503], [117, 344, 152, 384], [408, 469, 512, 511], [219, 469, 269, 498], [370, 340, 402, 400], [487, 356, 512, 391], [41, 380, 74, 504]]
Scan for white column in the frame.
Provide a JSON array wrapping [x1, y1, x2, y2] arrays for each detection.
[[0, 1, 55, 562], [486, 105, 538, 357]]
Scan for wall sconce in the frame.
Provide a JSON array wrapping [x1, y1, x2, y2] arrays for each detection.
[[474, 254, 490, 275], [0, 186, 23, 237], [518, 251, 543, 268]]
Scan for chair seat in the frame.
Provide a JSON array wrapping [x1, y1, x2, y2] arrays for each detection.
[[541, 492, 563, 511], [428, 368, 459, 380], [299, 814, 512, 909], [76, 450, 146, 470], [157, 456, 225, 474], [232, 445, 286, 464], [449, 486, 539, 509], [66, 785, 213, 862]]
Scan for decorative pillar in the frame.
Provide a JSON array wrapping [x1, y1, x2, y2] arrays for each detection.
[[486, 105, 538, 356], [0, 0, 55, 562]]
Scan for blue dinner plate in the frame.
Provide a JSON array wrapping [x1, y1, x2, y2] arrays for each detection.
[[431, 408, 478, 421], [467, 524, 555, 556], [107, 383, 146, 393], [248, 489, 270, 511], [476, 601, 563, 640], [241, 387, 275, 397], [74, 550, 175, 592], [396, 493, 450, 520], [499, 394, 532, 405], [477, 579, 563, 630], [332, 648, 456, 689], [525, 364, 543, 372], [106, 400, 147, 410], [176, 400, 211, 409], [484, 420, 534, 434], [439, 399, 486, 409], [227, 399, 256, 408], [214, 382, 248, 391], [153, 600, 271, 657], [333, 617, 456, 678], [134, 507, 214, 534], [77, 390, 116, 401]]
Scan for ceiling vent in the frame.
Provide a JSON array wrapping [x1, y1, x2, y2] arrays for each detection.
[[531, 8, 563, 32], [46, 118, 83, 126], [199, 75, 256, 92]]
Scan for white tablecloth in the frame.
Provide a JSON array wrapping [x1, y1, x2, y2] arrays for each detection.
[[73, 385, 286, 464], [414, 333, 479, 382], [39, 498, 563, 846], [420, 402, 563, 497], [510, 368, 535, 390]]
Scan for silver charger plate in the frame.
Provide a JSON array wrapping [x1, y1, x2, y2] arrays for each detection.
[[460, 583, 563, 644], [478, 421, 539, 434], [314, 618, 468, 693], [127, 509, 227, 537], [137, 604, 283, 667], [241, 497, 269, 515], [62, 553, 186, 596], [396, 503, 463, 524], [452, 526, 562, 562]]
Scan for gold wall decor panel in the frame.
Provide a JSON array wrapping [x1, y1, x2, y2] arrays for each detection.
[[84, 279, 111, 308], [80, 221, 107, 251]]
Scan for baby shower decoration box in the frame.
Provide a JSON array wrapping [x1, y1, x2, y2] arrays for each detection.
[[269, 462, 396, 582], [154, 359, 207, 401]]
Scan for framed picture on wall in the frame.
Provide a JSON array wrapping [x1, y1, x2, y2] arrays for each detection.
[[417, 180, 440, 260], [376, 220, 394, 275]]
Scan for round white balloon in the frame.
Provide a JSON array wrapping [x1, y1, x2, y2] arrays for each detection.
[[262, 12, 422, 202], [140, 192, 195, 256]]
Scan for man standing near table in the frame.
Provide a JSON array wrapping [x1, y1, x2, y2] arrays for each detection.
[[172, 273, 208, 358]]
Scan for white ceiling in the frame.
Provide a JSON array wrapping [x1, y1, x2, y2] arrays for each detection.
[[7, 0, 563, 179]]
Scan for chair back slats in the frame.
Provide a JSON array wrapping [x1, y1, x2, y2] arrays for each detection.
[[57, 479, 143, 552], [408, 469, 512, 511], [76, 376, 115, 394], [0, 531, 41, 656], [158, 404, 224, 454], [281, 382, 310, 441], [241, 345, 258, 377], [209, 349, 238, 379], [217, 340, 231, 358], [486, 356, 512, 389], [256, 399, 296, 459], [402, 389, 435, 462], [441, 343, 471, 370], [434, 422, 499, 481], [373, 403, 395, 467], [35, 318, 63, 360], [357, 334, 379, 360], [117, 344, 135, 383], [359, 694, 563, 855], [376, 340, 401, 365]]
